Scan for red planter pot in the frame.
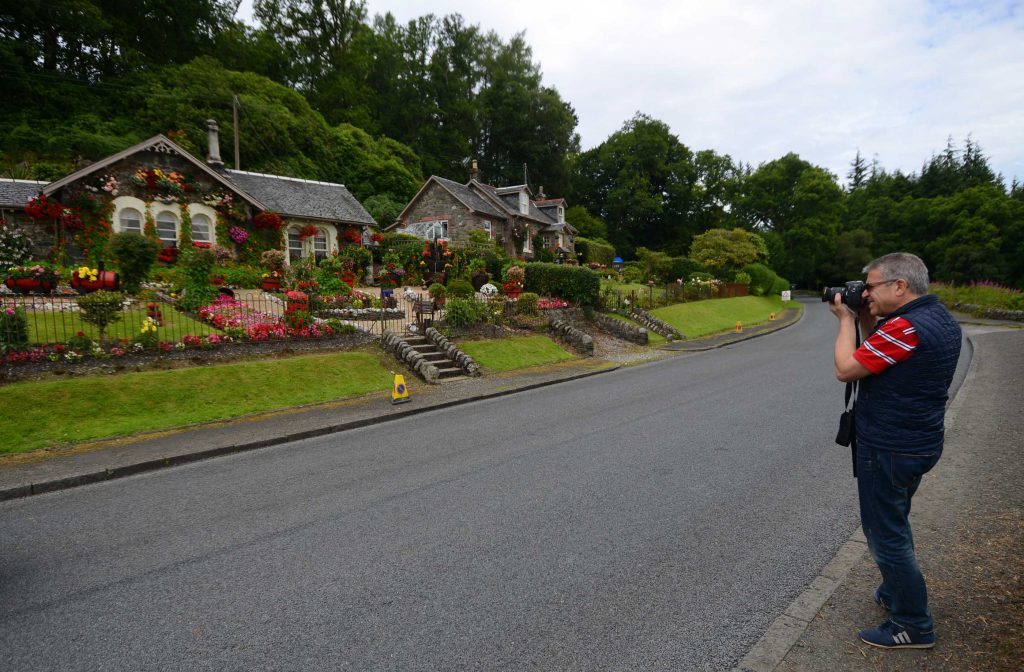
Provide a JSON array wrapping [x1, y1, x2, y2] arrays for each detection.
[[340, 272, 356, 288], [261, 277, 281, 291], [71, 270, 120, 294], [505, 288, 522, 299], [4, 278, 55, 294]]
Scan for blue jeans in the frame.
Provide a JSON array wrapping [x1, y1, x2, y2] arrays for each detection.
[[857, 445, 941, 633]]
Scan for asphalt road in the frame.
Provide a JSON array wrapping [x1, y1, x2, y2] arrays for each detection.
[[1, 304, 915, 671]]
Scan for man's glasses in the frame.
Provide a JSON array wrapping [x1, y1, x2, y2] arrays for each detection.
[[864, 278, 899, 291]]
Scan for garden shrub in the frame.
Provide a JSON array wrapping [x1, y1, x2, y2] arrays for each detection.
[[621, 265, 644, 284], [770, 275, 791, 295], [517, 292, 539, 315], [446, 279, 474, 298], [0, 304, 29, 352], [443, 297, 488, 327], [178, 248, 218, 312], [524, 262, 601, 306], [669, 256, 705, 282], [741, 263, 771, 296], [428, 283, 446, 300], [733, 271, 752, 287], [109, 232, 160, 294], [217, 264, 263, 288], [0, 219, 32, 271], [76, 290, 124, 341], [575, 237, 615, 266]]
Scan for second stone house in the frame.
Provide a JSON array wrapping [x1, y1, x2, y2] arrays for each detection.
[[388, 161, 577, 262]]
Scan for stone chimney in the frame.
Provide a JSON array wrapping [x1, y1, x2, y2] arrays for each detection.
[[469, 159, 479, 182], [537, 185, 546, 199], [206, 119, 223, 168]]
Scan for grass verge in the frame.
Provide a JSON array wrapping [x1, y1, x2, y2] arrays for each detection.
[[459, 335, 575, 372], [0, 350, 393, 454], [652, 296, 798, 339]]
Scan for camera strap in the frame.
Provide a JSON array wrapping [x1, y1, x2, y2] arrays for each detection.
[[847, 321, 861, 477]]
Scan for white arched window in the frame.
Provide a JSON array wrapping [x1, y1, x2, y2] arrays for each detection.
[[313, 228, 328, 260], [191, 213, 212, 244], [287, 228, 302, 262], [155, 212, 178, 248], [119, 208, 142, 235]]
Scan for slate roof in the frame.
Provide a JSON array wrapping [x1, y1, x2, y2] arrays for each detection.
[[433, 176, 505, 218], [225, 170, 375, 225], [497, 193, 551, 224], [0, 179, 47, 207]]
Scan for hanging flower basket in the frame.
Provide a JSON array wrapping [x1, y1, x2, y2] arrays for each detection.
[[253, 211, 284, 231], [298, 224, 319, 241]]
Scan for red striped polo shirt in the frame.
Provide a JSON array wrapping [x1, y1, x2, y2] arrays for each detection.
[[854, 316, 920, 374]]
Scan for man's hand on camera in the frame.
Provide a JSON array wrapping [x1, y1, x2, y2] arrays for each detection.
[[829, 293, 856, 320]]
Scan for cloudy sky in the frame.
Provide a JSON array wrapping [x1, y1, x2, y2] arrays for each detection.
[[238, 0, 1024, 186]]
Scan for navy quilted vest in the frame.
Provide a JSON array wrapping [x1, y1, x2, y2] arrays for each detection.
[[855, 294, 962, 453]]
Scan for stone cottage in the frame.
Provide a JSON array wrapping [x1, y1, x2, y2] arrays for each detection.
[[0, 120, 375, 266], [388, 161, 577, 261]]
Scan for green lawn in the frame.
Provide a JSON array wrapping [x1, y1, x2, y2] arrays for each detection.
[[0, 351, 393, 454], [26, 307, 220, 345], [459, 335, 575, 372], [652, 296, 800, 339]]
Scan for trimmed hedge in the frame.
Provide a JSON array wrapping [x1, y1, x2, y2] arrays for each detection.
[[742, 262, 790, 297], [524, 263, 601, 306], [575, 237, 616, 266]]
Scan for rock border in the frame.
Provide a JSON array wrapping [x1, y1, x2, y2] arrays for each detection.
[[627, 306, 684, 340], [591, 313, 648, 344], [424, 327, 481, 376], [549, 318, 594, 356]]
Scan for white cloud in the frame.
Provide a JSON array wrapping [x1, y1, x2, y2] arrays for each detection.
[[236, 0, 1024, 184]]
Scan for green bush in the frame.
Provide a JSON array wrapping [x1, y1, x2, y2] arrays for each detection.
[[428, 283, 446, 299], [178, 248, 219, 311], [669, 257, 705, 281], [523, 262, 601, 306], [770, 276, 791, 295], [76, 290, 123, 341], [742, 263, 781, 296], [217, 264, 264, 288], [733, 271, 752, 287], [517, 292, 539, 315], [575, 237, 615, 266], [618, 264, 643, 282], [109, 233, 160, 294], [0, 304, 29, 352], [443, 297, 489, 327], [447, 278, 475, 298]]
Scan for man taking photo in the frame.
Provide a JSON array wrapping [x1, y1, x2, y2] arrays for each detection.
[[828, 252, 962, 649]]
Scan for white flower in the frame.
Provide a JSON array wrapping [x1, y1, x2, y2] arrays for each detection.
[[480, 283, 498, 297]]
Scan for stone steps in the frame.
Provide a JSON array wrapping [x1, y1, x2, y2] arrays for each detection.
[[403, 335, 465, 380]]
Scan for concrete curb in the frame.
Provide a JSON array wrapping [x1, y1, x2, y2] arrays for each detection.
[[0, 364, 619, 502], [660, 307, 804, 352]]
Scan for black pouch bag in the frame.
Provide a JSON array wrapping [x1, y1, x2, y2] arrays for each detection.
[[835, 403, 855, 447]]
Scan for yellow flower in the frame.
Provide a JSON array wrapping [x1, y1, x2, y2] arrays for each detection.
[[77, 266, 99, 282]]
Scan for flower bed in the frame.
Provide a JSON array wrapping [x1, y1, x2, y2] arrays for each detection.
[[537, 298, 570, 310]]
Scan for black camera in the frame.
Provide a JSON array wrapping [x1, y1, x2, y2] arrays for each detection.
[[822, 281, 867, 310]]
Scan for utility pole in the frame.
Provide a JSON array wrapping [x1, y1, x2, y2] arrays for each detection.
[[232, 95, 241, 170]]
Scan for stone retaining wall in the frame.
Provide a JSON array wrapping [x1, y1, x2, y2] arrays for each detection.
[[549, 318, 594, 356], [592, 313, 648, 344], [627, 306, 684, 340], [380, 329, 440, 383], [424, 327, 481, 376]]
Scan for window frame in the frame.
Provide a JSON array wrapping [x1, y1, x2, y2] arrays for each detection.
[[191, 213, 213, 244], [119, 207, 142, 235], [155, 211, 179, 248]]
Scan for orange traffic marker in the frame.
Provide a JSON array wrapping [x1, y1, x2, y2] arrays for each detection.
[[735, 321, 742, 333], [770, 312, 776, 321]]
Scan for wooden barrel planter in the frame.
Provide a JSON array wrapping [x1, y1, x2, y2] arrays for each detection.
[[71, 270, 120, 294], [4, 278, 55, 294]]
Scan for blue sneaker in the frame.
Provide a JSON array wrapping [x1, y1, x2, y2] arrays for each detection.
[[859, 620, 935, 649], [873, 587, 890, 611]]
